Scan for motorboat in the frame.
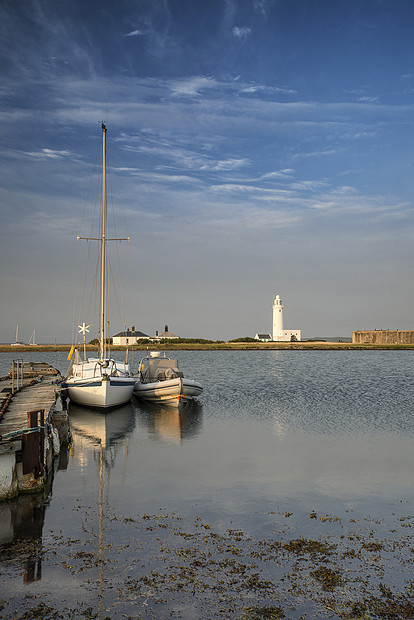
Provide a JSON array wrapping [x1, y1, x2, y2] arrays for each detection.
[[64, 124, 135, 408], [134, 352, 203, 406]]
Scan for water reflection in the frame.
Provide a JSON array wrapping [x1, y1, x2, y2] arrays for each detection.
[[0, 447, 68, 584], [134, 399, 203, 444], [69, 402, 135, 449], [68, 403, 136, 617]]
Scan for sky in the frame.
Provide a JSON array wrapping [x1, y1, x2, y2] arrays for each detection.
[[1, 0, 414, 343]]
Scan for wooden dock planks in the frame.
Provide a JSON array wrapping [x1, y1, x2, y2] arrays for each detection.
[[0, 375, 61, 439], [0, 363, 69, 500]]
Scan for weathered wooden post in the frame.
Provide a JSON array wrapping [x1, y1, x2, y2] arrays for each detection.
[[22, 409, 45, 478]]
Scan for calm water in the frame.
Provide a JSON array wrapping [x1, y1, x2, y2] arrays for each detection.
[[1, 350, 414, 618]]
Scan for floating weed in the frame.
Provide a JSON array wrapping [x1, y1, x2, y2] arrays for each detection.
[[340, 591, 414, 620], [242, 605, 285, 619], [362, 541, 383, 553], [12, 601, 62, 619], [341, 600, 369, 619], [283, 537, 335, 557], [310, 567, 343, 591]]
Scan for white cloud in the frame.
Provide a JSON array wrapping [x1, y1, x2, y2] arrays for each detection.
[[253, 0, 274, 17], [261, 170, 295, 180], [170, 76, 218, 97], [232, 26, 252, 39], [240, 84, 297, 96], [124, 29, 145, 37], [201, 158, 249, 171], [357, 96, 379, 103], [292, 148, 339, 160], [288, 180, 329, 191], [26, 148, 72, 159]]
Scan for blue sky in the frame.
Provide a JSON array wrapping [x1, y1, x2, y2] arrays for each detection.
[[1, 0, 414, 342]]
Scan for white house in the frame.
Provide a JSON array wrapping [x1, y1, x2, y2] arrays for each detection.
[[112, 325, 149, 346], [154, 325, 179, 340], [254, 333, 272, 342]]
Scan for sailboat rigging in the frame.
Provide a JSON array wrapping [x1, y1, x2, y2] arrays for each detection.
[[64, 123, 135, 409]]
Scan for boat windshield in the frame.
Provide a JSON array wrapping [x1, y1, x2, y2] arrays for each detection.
[[141, 358, 181, 383]]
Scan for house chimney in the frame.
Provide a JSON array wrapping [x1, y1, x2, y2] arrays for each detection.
[[132, 325, 135, 332], [165, 325, 168, 332], [156, 330, 158, 337]]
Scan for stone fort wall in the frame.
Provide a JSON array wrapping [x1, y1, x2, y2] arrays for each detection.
[[352, 330, 414, 344]]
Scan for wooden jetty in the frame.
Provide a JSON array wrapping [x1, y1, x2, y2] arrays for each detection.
[[0, 362, 69, 500]]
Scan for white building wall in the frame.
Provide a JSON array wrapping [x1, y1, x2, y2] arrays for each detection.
[[281, 329, 301, 342]]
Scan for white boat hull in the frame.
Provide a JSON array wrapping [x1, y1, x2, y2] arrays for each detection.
[[134, 377, 203, 406], [66, 376, 135, 408]]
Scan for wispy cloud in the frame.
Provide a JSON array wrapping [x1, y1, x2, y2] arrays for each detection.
[[170, 76, 218, 97], [240, 84, 297, 96], [124, 29, 145, 37], [253, 0, 274, 17], [260, 170, 295, 180], [232, 26, 252, 39], [292, 148, 339, 160], [358, 96, 379, 103], [288, 180, 329, 192], [26, 149, 72, 160], [201, 158, 249, 171]]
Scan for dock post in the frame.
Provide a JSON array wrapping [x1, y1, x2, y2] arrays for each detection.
[[11, 359, 24, 392], [23, 409, 45, 478]]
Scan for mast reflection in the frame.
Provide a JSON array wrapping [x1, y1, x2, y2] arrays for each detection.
[[68, 402, 135, 618]]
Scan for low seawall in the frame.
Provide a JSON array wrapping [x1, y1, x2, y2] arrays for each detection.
[[352, 330, 414, 345]]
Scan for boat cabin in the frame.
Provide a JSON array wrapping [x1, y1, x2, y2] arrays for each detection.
[[140, 358, 184, 383]]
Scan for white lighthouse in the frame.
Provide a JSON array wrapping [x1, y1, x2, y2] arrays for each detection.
[[271, 293, 301, 342], [272, 294, 284, 341]]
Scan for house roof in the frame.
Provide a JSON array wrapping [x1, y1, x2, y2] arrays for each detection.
[[256, 333, 271, 339], [113, 330, 149, 338], [157, 330, 179, 338]]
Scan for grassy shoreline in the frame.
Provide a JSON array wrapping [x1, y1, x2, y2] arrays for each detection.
[[1, 341, 414, 352]]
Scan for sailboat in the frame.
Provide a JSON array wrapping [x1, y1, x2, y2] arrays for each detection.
[[28, 330, 38, 346], [64, 123, 136, 409], [10, 325, 24, 346]]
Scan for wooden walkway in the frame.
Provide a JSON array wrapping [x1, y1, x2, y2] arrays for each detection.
[[0, 362, 62, 440], [0, 377, 62, 439], [0, 364, 69, 500]]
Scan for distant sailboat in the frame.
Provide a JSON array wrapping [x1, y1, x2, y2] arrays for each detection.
[[28, 330, 38, 345], [64, 124, 135, 409], [10, 325, 24, 346]]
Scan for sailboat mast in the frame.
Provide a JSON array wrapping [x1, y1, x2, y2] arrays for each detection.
[[100, 123, 107, 360]]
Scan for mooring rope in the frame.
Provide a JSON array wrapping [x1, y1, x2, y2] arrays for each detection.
[[0, 426, 45, 441]]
